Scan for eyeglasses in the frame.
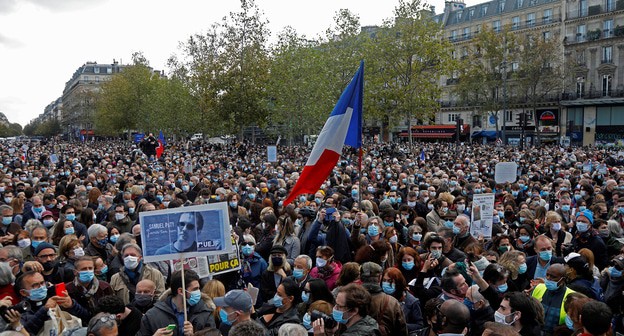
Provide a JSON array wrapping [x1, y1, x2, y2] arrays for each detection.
[[178, 222, 195, 229], [89, 314, 116, 331], [241, 242, 255, 246]]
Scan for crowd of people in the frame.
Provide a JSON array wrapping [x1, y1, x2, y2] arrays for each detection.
[[0, 138, 623, 336]]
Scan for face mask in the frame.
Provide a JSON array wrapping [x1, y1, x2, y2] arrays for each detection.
[[2, 217, 12, 225], [187, 289, 201, 306], [473, 257, 489, 271], [272, 294, 283, 308], [114, 213, 125, 221], [42, 260, 57, 272], [3, 198, 11, 204], [316, 257, 327, 268], [332, 307, 351, 324], [519, 235, 530, 243], [241, 245, 254, 257], [31, 240, 44, 250], [457, 204, 466, 212], [519, 263, 528, 274], [301, 291, 309, 303], [599, 229, 610, 238], [73, 247, 85, 257], [610, 266, 622, 278], [66, 214, 76, 221], [427, 204, 434, 210], [619, 207, 624, 215], [464, 297, 475, 311], [519, 217, 526, 223], [402, 261, 415, 270], [368, 225, 379, 236], [43, 219, 55, 228], [128, 207, 135, 214], [64, 227, 75, 235], [78, 270, 94, 283], [134, 293, 154, 307], [565, 314, 574, 330], [182, 186, 190, 192], [303, 313, 312, 330], [545, 279, 560, 291], [382, 281, 396, 294], [28, 286, 48, 302], [18, 239, 31, 248], [552, 222, 562, 231], [539, 250, 552, 261], [498, 246, 509, 253], [100, 265, 108, 275], [272, 256, 284, 267], [497, 283, 508, 293], [494, 311, 516, 325], [430, 250, 442, 259], [561, 205, 571, 212], [579, 206, 587, 212], [389, 235, 398, 244], [124, 256, 139, 270], [444, 220, 453, 229], [452, 226, 461, 235], [110, 234, 120, 243], [407, 201, 416, 208], [576, 222, 589, 233], [98, 238, 108, 247], [512, 191, 519, 197], [293, 268, 305, 279]]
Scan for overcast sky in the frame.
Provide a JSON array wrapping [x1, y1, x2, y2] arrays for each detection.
[[0, 0, 472, 127]]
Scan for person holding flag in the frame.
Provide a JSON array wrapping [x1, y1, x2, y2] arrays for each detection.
[[156, 130, 166, 158]]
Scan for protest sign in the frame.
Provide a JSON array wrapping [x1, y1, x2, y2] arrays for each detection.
[[494, 162, 518, 184], [140, 203, 232, 263], [470, 193, 495, 239], [171, 237, 241, 278], [267, 145, 277, 162], [49, 154, 59, 164]]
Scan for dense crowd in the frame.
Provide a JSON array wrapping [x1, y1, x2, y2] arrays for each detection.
[[0, 138, 624, 336]]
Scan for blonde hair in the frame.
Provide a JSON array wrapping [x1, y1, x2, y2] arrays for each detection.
[[202, 279, 225, 299], [544, 211, 562, 229], [498, 250, 525, 280]]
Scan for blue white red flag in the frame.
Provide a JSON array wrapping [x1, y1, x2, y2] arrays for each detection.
[[283, 62, 363, 205]]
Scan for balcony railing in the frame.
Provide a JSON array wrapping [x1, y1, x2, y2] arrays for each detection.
[[567, 2, 624, 20], [564, 29, 620, 45]]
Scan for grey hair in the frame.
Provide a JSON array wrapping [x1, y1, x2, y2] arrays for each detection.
[[0, 205, 11, 213], [229, 320, 267, 336], [456, 214, 471, 226], [278, 323, 308, 336], [0, 261, 14, 286], [295, 255, 312, 269], [87, 313, 117, 336], [25, 220, 44, 233], [121, 243, 142, 256], [608, 220, 623, 238], [87, 224, 107, 239], [469, 285, 488, 307], [115, 233, 135, 251], [2, 246, 24, 263]]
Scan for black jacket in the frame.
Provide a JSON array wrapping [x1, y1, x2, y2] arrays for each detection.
[[138, 297, 215, 336]]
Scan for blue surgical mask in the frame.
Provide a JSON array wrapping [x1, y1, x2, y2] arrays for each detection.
[[241, 245, 254, 257], [519, 263, 528, 274], [576, 222, 589, 233], [497, 283, 508, 293], [610, 266, 623, 278], [452, 226, 461, 235], [272, 294, 283, 308], [31, 240, 44, 250], [382, 281, 396, 294], [545, 279, 560, 291], [384, 221, 393, 227], [519, 235, 530, 243], [64, 227, 75, 235], [219, 309, 234, 326], [100, 265, 108, 275], [368, 225, 379, 236], [303, 313, 312, 330], [402, 261, 415, 270], [463, 297, 475, 311], [539, 250, 552, 261], [561, 205, 571, 212], [444, 220, 454, 228], [301, 291, 309, 303], [28, 286, 48, 302], [78, 270, 94, 283], [2, 217, 12, 225], [579, 206, 587, 212], [293, 268, 305, 279], [66, 214, 76, 221], [332, 308, 350, 324], [565, 314, 574, 330], [187, 289, 201, 306], [412, 233, 422, 242]]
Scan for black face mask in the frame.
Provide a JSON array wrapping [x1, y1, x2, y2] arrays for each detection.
[[504, 210, 514, 217], [271, 257, 284, 267], [42, 260, 58, 272]]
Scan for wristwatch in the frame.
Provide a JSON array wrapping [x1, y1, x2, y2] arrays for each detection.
[[14, 324, 23, 332]]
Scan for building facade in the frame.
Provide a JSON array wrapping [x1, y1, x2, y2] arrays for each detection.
[[435, 0, 624, 146]]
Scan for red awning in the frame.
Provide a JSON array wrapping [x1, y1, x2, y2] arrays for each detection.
[[399, 132, 455, 138]]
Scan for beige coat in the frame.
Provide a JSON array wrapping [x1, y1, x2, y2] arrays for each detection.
[[110, 263, 166, 304]]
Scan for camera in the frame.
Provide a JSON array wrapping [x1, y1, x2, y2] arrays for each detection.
[[311, 310, 337, 329], [0, 301, 30, 322]]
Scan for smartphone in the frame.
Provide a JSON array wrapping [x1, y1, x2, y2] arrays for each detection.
[[55, 283, 66, 297], [166, 324, 176, 331]]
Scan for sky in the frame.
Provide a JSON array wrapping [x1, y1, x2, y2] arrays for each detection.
[[0, 0, 478, 127]]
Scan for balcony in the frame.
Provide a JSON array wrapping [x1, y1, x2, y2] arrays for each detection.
[[564, 28, 620, 45], [509, 15, 561, 31], [567, 2, 624, 19], [601, 58, 613, 64]]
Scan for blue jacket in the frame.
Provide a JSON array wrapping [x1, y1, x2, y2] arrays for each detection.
[[241, 252, 267, 289]]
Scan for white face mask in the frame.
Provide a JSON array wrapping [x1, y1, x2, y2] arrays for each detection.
[[494, 311, 517, 325]]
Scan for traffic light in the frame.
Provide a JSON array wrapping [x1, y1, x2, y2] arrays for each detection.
[[516, 112, 525, 128]]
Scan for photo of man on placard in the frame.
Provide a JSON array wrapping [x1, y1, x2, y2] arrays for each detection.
[[155, 212, 203, 254]]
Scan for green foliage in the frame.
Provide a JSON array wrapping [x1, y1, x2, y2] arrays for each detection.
[[22, 119, 60, 137]]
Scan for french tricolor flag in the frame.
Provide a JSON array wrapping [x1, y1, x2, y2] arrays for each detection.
[[284, 62, 363, 205]]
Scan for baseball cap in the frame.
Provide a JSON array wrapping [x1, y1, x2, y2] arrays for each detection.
[[214, 290, 253, 312], [41, 211, 54, 218]]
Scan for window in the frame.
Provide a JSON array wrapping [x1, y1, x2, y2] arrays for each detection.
[[448, 114, 459, 122], [602, 74, 612, 96], [576, 77, 585, 98], [457, 10, 463, 20], [493, 20, 501, 32], [602, 46, 613, 63], [83, 76, 89, 81], [470, 8, 475, 17], [580, 0, 588, 16], [604, 19, 613, 37], [517, 0, 524, 8], [505, 110, 513, 122], [577, 24, 586, 42], [94, 67, 100, 74], [499, 0, 506, 12], [543, 9, 552, 23], [473, 115, 482, 127], [526, 13, 536, 26], [463, 27, 471, 39], [475, 24, 481, 34], [607, 0, 615, 11], [482, 5, 488, 16], [577, 49, 586, 65], [451, 30, 458, 40], [543, 31, 552, 40], [107, 67, 112, 74], [512, 16, 521, 29]]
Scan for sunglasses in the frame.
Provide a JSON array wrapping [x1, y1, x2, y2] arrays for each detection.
[[178, 222, 195, 229]]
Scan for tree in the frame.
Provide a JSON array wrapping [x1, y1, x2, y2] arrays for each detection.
[[513, 31, 563, 144], [365, 0, 456, 145]]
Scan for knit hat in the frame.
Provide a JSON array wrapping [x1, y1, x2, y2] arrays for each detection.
[[576, 209, 594, 225], [34, 242, 56, 256]]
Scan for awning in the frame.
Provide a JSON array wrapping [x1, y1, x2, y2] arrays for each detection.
[[399, 132, 455, 138], [472, 130, 499, 139]]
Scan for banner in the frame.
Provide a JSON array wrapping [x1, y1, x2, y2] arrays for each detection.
[[139, 203, 232, 263], [470, 193, 495, 239], [170, 237, 241, 278], [494, 162, 518, 184], [267, 146, 277, 162]]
